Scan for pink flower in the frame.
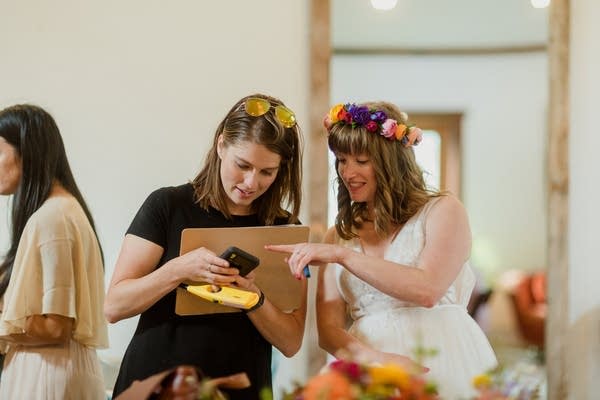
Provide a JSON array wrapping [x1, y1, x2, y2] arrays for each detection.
[[381, 118, 398, 139], [406, 127, 423, 147], [365, 120, 378, 133], [323, 115, 333, 130]]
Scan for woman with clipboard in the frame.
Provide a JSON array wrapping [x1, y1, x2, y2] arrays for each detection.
[[104, 94, 306, 400]]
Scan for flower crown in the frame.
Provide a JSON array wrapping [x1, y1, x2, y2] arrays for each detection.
[[323, 103, 423, 147]]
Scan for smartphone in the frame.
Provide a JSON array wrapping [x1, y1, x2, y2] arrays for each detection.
[[220, 246, 260, 277], [184, 284, 259, 309]]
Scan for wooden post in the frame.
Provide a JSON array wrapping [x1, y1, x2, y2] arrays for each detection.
[[547, 0, 569, 399], [307, 0, 330, 376]]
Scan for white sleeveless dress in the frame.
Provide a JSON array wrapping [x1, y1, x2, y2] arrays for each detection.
[[333, 198, 497, 399]]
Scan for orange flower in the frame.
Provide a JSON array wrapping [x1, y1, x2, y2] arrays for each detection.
[[302, 370, 353, 400], [394, 124, 407, 140]]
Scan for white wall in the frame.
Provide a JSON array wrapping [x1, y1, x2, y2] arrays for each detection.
[[0, 0, 310, 393], [332, 53, 548, 282], [568, 0, 600, 397]]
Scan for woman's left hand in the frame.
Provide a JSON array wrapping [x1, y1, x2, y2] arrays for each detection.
[[265, 243, 343, 279], [231, 271, 260, 294]]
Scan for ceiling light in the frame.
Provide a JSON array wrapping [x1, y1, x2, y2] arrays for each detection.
[[531, 0, 550, 8], [370, 0, 398, 11]]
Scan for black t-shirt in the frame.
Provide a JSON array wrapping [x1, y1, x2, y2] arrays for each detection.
[[112, 183, 291, 400]]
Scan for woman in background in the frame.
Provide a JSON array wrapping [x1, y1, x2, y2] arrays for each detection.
[[0, 104, 108, 399]]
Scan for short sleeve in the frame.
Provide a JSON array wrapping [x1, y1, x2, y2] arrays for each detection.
[[127, 187, 172, 248], [39, 239, 77, 317]]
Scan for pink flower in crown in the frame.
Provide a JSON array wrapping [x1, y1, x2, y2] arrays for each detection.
[[323, 115, 333, 130], [406, 127, 423, 147], [381, 118, 398, 139], [365, 120, 378, 133], [414, 128, 423, 144]]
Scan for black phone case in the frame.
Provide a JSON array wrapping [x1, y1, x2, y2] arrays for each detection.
[[220, 246, 260, 276]]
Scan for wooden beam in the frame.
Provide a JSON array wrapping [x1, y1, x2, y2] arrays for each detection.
[[334, 44, 547, 56], [309, 0, 330, 244], [307, 0, 330, 377], [547, 0, 570, 399]]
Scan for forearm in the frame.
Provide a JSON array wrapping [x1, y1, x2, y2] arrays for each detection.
[[0, 333, 64, 346], [246, 299, 306, 357], [318, 323, 362, 358], [2, 314, 73, 346], [105, 261, 183, 322], [339, 251, 441, 307]]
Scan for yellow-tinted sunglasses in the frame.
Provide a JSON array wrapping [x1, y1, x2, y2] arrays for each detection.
[[244, 97, 297, 128]]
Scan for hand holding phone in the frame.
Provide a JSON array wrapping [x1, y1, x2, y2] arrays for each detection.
[[220, 246, 260, 277]]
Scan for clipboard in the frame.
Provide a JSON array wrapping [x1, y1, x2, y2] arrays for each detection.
[[175, 225, 310, 316]]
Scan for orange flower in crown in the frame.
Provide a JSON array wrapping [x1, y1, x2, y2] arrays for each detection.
[[323, 103, 423, 147]]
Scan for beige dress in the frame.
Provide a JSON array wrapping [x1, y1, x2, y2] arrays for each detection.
[[0, 195, 108, 400], [333, 198, 497, 399]]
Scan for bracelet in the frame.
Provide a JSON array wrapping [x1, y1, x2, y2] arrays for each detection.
[[245, 291, 265, 313]]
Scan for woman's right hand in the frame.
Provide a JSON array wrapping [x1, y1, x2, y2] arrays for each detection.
[[337, 342, 429, 374], [377, 351, 429, 374], [173, 247, 240, 286]]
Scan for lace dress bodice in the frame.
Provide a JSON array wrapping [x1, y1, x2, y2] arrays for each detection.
[[334, 197, 476, 321]]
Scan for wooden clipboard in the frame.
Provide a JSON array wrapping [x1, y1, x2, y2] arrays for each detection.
[[175, 225, 309, 315]]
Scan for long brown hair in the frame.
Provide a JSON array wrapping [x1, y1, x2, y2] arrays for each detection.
[[192, 93, 302, 225], [328, 101, 441, 240]]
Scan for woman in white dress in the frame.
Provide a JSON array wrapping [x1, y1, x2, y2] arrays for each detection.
[[267, 101, 497, 399], [0, 104, 108, 399]]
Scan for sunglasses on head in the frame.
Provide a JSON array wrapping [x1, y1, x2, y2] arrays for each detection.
[[243, 97, 297, 128]]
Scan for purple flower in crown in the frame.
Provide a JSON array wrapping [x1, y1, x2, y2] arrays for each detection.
[[370, 110, 387, 123], [350, 106, 371, 126]]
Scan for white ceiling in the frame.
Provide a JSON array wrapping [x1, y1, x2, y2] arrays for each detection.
[[332, 0, 549, 49]]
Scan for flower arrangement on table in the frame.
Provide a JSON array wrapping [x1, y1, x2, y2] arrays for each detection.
[[279, 359, 439, 400], [472, 360, 546, 400]]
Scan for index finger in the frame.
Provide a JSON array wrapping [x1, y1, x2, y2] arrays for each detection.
[[264, 244, 297, 254]]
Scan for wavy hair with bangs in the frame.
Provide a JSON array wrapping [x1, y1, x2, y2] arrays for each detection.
[[192, 93, 302, 225], [328, 101, 442, 240]]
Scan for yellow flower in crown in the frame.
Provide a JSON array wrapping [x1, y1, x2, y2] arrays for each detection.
[[329, 103, 345, 123], [368, 363, 410, 390]]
